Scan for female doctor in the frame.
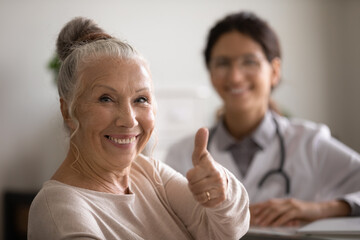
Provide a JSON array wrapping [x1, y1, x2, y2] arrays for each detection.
[[165, 11, 360, 226]]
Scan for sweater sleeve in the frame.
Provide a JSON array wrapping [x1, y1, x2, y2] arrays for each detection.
[[159, 161, 250, 240]]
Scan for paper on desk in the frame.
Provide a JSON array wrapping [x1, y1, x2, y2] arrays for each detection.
[[297, 217, 360, 236], [248, 226, 299, 236]]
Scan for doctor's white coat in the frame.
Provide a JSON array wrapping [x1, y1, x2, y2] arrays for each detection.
[[165, 113, 360, 215]]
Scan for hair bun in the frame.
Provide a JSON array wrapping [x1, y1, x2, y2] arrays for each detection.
[[56, 17, 109, 61]]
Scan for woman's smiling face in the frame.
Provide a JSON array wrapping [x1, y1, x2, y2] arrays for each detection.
[[69, 56, 155, 170], [209, 31, 280, 116]]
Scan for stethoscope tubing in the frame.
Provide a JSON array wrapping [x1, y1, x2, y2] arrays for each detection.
[[207, 113, 291, 195]]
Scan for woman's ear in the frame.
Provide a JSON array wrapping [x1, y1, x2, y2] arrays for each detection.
[[60, 98, 76, 130], [270, 57, 281, 88]]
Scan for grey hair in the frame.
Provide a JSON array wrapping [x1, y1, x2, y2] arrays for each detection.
[[56, 17, 149, 133]]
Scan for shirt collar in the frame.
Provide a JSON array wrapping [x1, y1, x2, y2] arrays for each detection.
[[216, 120, 236, 151], [252, 111, 277, 149], [215, 110, 276, 151]]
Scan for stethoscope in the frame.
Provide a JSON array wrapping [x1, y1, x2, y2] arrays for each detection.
[[207, 114, 291, 195]]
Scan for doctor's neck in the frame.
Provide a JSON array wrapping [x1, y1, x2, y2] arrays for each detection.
[[223, 107, 266, 141]]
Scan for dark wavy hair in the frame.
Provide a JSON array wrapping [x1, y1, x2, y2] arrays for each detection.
[[204, 11, 281, 68]]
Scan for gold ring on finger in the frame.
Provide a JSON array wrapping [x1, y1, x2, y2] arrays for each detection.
[[205, 191, 211, 201]]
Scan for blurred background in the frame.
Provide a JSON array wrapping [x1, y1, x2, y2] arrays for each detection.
[[1, 0, 359, 239]]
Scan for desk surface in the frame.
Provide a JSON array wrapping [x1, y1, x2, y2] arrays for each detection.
[[244, 217, 360, 240], [243, 234, 331, 240], [244, 232, 357, 240], [245, 227, 324, 240]]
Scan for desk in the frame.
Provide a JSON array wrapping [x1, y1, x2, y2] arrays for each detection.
[[243, 217, 360, 240], [243, 235, 358, 240], [243, 233, 332, 240], [243, 227, 326, 240]]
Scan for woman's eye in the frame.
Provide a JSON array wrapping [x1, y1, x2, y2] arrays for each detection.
[[214, 59, 231, 68], [243, 58, 259, 66], [135, 96, 149, 104], [99, 95, 113, 102]]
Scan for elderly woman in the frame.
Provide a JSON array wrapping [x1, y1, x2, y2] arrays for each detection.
[[27, 17, 250, 240]]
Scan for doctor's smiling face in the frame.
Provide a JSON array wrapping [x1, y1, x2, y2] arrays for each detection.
[[209, 31, 281, 116], [64, 56, 155, 170]]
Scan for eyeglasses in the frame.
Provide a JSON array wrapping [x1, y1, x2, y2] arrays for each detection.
[[209, 54, 265, 78]]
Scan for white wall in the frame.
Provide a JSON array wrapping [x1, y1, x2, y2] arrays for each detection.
[[0, 0, 359, 238]]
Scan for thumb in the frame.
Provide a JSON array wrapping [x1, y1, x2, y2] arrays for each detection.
[[192, 127, 209, 166]]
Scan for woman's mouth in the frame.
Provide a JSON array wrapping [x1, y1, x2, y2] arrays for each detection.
[[105, 135, 137, 145], [230, 88, 246, 94], [228, 87, 249, 95]]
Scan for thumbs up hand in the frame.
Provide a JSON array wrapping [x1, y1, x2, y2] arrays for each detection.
[[186, 128, 228, 208]]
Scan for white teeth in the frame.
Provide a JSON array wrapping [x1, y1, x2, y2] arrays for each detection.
[[230, 88, 246, 94], [108, 136, 136, 144]]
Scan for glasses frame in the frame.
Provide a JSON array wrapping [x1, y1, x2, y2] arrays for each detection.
[[209, 53, 268, 78]]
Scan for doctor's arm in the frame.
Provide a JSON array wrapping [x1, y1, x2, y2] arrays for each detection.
[[249, 198, 351, 227], [250, 129, 360, 227]]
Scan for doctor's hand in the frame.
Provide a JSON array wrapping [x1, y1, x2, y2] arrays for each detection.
[[186, 128, 228, 208], [250, 198, 351, 227]]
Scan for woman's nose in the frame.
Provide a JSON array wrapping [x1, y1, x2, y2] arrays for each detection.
[[115, 104, 138, 128], [227, 64, 245, 84]]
